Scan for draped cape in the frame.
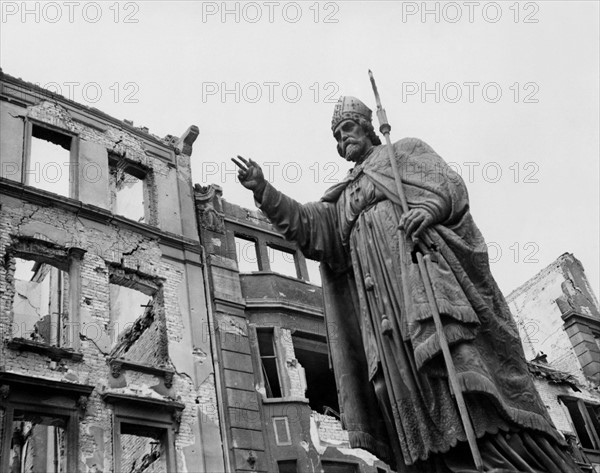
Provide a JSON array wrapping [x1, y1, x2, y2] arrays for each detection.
[[258, 138, 564, 467]]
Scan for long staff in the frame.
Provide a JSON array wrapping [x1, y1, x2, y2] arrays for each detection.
[[368, 70, 484, 473]]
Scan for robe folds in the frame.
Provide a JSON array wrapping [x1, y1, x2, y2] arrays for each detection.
[[258, 138, 578, 472]]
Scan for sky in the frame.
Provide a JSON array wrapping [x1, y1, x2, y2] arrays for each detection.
[[1, 0, 598, 298]]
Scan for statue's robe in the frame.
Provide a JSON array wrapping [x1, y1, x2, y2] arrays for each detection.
[[259, 138, 580, 472]]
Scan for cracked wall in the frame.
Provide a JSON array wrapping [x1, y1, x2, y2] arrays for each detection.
[[507, 253, 600, 385], [0, 71, 224, 473]]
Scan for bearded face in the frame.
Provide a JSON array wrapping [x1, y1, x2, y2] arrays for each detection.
[[343, 141, 365, 162], [334, 120, 373, 163]]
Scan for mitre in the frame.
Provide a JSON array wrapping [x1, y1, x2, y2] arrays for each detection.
[[331, 96, 373, 132]]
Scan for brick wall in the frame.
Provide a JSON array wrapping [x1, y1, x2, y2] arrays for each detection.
[[312, 412, 349, 445], [507, 254, 598, 383], [0, 75, 221, 472]]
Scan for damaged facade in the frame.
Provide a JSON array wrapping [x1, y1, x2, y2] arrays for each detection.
[[194, 184, 392, 473], [507, 253, 600, 472], [0, 71, 225, 472], [2, 68, 599, 473]]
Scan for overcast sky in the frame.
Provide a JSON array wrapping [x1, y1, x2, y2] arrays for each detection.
[[1, 0, 598, 298]]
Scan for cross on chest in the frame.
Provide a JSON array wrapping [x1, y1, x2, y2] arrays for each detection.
[[349, 183, 362, 204]]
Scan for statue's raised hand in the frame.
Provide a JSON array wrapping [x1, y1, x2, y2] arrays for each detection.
[[232, 155, 267, 197]]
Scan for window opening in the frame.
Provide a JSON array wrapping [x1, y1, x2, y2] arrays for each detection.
[[293, 333, 338, 414], [267, 245, 297, 278], [9, 411, 67, 473], [109, 284, 153, 332], [563, 399, 600, 450], [257, 328, 282, 398], [109, 274, 159, 364], [12, 257, 69, 346], [235, 235, 259, 272], [119, 423, 168, 473], [28, 124, 73, 198], [305, 258, 321, 286], [109, 156, 148, 223]]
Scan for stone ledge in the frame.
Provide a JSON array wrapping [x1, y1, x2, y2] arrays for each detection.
[[7, 338, 84, 362], [0, 371, 94, 397], [101, 391, 185, 429], [107, 357, 175, 388], [101, 391, 185, 411], [0, 177, 202, 255]]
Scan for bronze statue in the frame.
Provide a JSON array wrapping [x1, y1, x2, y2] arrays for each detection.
[[233, 96, 581, 472]]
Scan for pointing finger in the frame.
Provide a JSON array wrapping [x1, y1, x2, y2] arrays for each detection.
[[231, 157, 248, 171]]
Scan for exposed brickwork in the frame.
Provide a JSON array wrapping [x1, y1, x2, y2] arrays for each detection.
[[507, 253, 600, 385], [1, 72, 222, 472], [312, 412, 349, 445], [121, 433, 166, 473], [508, 253, 600, 467]]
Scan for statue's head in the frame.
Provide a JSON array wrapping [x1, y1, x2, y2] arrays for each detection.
[[331, 96, 382, 161]]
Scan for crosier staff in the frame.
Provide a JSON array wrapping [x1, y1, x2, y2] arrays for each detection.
[[368, 69, 485, 473]]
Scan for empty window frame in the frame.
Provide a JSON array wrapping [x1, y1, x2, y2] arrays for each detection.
[[119, 423, 169, 473], [109, 284, 154, 334], [562, 398, 600, 451], [292, 333, 339, 414], [0, 375, 91, 473], [109, 155, 153, 224], [108, 269, 159, 353], [25, 122, 76, 198], [256, 328, 283, 398], [11, 257, 70, 347], [8, 410, 67, 472], [305, 258, 322, 286], [113, 417, 175, 473], [234, 235, 260, 272], [104, 393, 181, 473], [267, 245, 298, 278]]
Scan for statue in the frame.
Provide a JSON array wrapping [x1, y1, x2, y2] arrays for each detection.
[[233, 96, 582, 472]]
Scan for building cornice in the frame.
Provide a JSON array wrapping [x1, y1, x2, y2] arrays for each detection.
[[1, 178, 201, 256]]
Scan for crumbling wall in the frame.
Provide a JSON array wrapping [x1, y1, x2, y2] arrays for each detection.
[[507, 253, 600, 384], [0, 199, 211, 471], [0, 73, 222, 472], [120, 434, 164, 473], [117, 311, 169, 367], [312, 412, 349, 445]]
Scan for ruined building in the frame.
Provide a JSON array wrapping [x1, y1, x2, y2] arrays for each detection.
[[507, 254, 600, 472], [0, 71, 225, 472], [2, 69, 599, 473], [194, 183, 397, 473]]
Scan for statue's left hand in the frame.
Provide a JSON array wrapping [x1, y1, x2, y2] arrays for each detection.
[[399, 208, 434, 240]]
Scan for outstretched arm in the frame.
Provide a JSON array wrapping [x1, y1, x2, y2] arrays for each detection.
[[233, 156, 346, 266]]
